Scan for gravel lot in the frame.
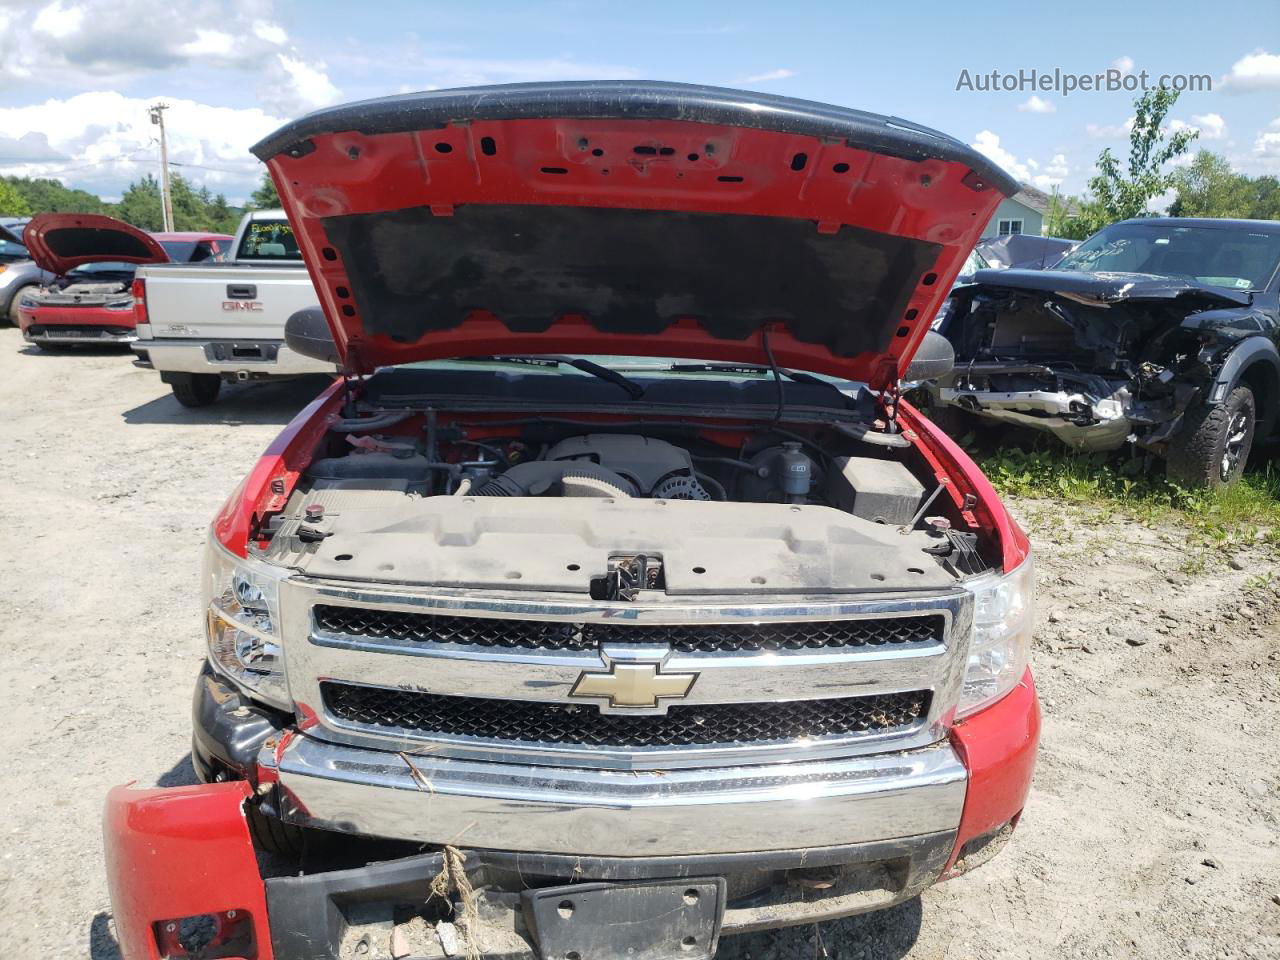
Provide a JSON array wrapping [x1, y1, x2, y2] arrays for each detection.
[[0, 326, 1277, 959]]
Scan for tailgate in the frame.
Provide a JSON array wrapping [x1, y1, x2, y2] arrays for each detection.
[[139, 263, 317, 340]]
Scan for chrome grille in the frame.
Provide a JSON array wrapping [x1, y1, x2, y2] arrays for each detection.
[[322, 682, 930, 748], [313, 605, 944, 653]]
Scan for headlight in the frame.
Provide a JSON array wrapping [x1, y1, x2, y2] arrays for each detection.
[[957, 556, 1034, 718], [204, 537, 291, 710], [19, 295, 37, 308], [105, 297, 133, 310]]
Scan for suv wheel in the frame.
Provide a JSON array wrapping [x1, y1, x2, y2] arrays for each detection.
[[170, 373, 222, 407], [1166, 385, 1256, 489], [6, 285, 35, 325]]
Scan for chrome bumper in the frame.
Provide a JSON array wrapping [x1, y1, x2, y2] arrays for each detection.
[[267, 733, 968, 857], [133, 337, 337, 376]]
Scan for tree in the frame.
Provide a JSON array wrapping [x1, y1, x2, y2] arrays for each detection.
[[1085, 86, 1199, 226], [1, 176, 107, 216], [0, 179, 32, 216], [249, 171, 280, 209], [115, 175, 165, 231], [1170, 151, 1280, 220], [1042, 88, 1201, 240]]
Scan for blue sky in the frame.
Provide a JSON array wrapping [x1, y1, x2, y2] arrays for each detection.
[[1, 0, 1278, 204]]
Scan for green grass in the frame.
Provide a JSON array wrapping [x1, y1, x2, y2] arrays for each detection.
[[973, 443, 1280, 555]]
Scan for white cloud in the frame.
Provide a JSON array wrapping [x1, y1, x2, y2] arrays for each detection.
[[1170, 113, 1227, 140], [177, 29, 236, 59], [1, 0, 296, 87], [1087, 117, 1135, 139], [971, 132, 1070, 190], [1254, 130, 1280, 160], [742, 68, 795, 84], [1221, 49, 1280, 91], [1017, 95, 1055, 114], [970, 130, 1031, 182], [32, 1, 84, 39], [0, 92, 285, 203], [273, 55, 340, 113], [1112, 56, 1134, 76], [0, 0, 338, 120], [252, 20, 288, 45], [0, 132, 68, 162]]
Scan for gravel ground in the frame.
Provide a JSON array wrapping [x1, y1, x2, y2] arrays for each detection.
[[0, 326, 1276, 959]]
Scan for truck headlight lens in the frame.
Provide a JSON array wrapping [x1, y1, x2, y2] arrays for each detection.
[[957, 556, 1034, 718], [105, 296, 133, 310], [204, 538, 290, 710]]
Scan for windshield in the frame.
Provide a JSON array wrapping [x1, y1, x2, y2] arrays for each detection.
[[236, 219, 300, 261], [158, 240, 197, 262], [0, 238, 28, 261], [1055, 222, 1280, 291], [66, 261, 136, 280]]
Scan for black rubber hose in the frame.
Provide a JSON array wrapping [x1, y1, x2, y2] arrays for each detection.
[[694, 471, 727, 501], [330, 411, 414, 432]]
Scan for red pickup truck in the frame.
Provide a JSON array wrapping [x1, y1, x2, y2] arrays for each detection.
[[105, 82, 1038, 960], [16, 215, 231, 349]]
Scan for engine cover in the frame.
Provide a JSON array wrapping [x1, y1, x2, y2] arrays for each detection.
[[545, 435, 695, 495]]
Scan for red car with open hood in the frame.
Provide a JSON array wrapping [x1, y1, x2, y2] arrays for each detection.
[[104, 82, 1038, 960], [16, 214, 231, 348]]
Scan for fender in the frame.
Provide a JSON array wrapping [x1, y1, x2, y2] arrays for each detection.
[[1209, 335, 1280, 438]]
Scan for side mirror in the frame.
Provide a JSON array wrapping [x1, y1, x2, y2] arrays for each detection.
[[284, 307, 340, 364], [903, 330, 954, 382]]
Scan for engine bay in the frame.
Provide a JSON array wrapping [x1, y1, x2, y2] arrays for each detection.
[[257, 403, 993, 596]]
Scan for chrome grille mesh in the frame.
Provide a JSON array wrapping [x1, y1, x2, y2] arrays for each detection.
[[313, 605, 944, 653], [321, 682, 930, 748]]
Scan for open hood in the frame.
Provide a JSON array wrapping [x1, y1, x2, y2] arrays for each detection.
[[22, 213, 170, 276], [252, 81, 1016, 384]]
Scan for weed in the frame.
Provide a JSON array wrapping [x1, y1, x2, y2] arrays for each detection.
[[976, 445, 1280, 554]]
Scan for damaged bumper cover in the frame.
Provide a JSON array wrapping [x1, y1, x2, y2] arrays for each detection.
[[104, 674, 1038, 958]]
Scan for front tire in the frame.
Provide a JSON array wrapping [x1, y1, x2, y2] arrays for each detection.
[[169, 373, 222, 407], [1166, 385, 1256, 489], [6, 286, 35, 325]]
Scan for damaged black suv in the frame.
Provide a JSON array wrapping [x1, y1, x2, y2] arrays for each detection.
[[930, 218, 1280, 487]]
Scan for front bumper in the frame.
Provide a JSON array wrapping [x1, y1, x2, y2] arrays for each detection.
[[269, 732, 967, 856], [133, 336, 338, 378], [19, 305, 138, 343], [105, 673, 1038, 958]]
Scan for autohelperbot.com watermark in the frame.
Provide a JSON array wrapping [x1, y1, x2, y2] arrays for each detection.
[[955, 67, 1211, 97]]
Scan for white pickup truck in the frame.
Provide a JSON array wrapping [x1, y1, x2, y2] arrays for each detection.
[[132, 209, 337, 406]]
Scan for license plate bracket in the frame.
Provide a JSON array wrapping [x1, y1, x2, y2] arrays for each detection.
[[522, 876, 725, 960]]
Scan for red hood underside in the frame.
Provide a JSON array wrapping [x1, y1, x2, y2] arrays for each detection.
[[254, 82, 1015, 385], [22, 213, 170, 276]]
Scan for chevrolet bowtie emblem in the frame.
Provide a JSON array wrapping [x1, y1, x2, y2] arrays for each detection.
[[571, 661, 697, 709]]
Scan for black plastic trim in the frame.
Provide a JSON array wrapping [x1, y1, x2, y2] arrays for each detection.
[[251, 80, 1018, 196]]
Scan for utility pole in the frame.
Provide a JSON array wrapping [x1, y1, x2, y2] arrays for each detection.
[[149, 103, 174, 233]]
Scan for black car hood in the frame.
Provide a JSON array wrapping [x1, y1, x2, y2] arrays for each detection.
[[971, 268, 1253, 307]]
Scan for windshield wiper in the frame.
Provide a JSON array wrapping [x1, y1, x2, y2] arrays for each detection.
[[667, 362, 851, 392], [466, 355, 646, 400]]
